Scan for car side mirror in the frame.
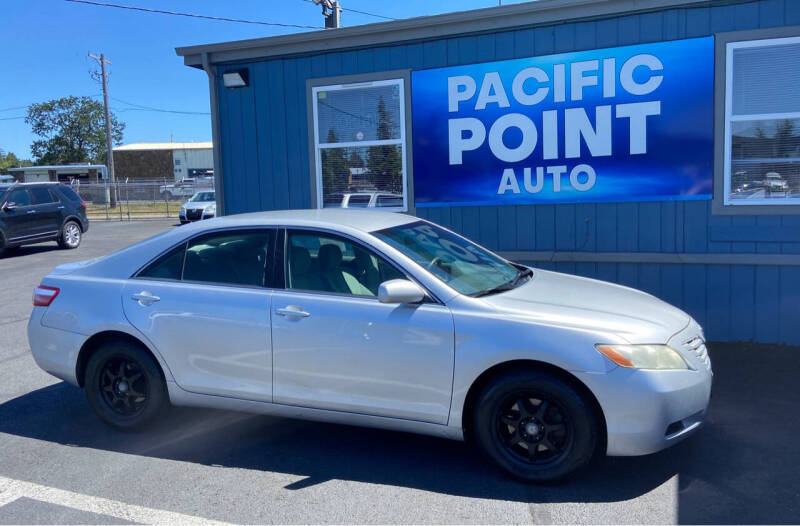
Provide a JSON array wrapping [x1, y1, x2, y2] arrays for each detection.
[[2, 202, 16, 212], [378, 279, 425, 304]]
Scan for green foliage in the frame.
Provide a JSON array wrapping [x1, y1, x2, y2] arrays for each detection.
[[321, 129, 347, 196], [25, 96, 124, 165], [0, 149, 33, 173], [367, 97, 403, 193]]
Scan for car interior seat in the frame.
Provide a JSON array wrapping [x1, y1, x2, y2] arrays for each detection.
[[318, 243, 372, 295]]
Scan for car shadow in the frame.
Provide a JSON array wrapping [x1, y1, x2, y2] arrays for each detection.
[[1, 244, 60, 258], [0, 343, 797, 522]]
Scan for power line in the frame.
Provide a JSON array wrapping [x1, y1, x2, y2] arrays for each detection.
[[0, 105, 29, 113], [111, 97, 210, 115], [300, 0, 396, 21], [0, 115, 26, 121], [66, 0, 322, 29]]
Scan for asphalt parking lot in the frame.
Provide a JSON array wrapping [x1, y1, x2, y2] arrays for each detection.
[[1, 219, 799, 524]]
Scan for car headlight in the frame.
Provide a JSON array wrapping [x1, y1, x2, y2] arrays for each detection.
[[594, 344, 689, 370], [204, 204, 216, 214]]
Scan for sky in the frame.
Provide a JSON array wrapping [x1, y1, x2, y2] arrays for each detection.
[[0, 0, 530, 160]]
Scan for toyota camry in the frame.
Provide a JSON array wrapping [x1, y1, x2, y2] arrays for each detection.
[[28, 210, 712, 482]]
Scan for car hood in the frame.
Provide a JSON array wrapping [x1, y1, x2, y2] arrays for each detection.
[[480, 268, 690, 344], [183, 201, 214, 210]]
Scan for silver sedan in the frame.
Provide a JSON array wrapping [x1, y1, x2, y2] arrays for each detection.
[[28, 210, 712, 482]]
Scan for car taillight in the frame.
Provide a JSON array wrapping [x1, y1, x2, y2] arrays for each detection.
[[33, 285, 60, 307], [80, 201, 86, 208]]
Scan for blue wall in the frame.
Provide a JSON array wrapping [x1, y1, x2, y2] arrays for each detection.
[[214, 0, 800, 345]]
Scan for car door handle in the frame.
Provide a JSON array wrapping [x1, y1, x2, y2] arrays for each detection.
[[26, 210, 36, 214], [275, 306, 310, 318], [132, 292, 160, 306]]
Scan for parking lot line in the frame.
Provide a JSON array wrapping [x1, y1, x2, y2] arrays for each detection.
[[0, 476, 232, 525]]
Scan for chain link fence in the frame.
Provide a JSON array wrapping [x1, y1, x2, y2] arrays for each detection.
[[71, 180, 214, 220]]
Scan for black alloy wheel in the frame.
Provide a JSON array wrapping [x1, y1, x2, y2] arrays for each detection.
[[472, 369, 599, 483], [99, 356, 149, 416], [85, 341, 167, 430], [496, 393, 572, 466]]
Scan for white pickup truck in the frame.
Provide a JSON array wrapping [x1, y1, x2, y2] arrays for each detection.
[[159, 177, 213, 199]]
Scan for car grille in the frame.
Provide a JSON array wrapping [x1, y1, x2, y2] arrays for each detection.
[[186, 209, 203, 220], [683, 336, 711, 371]]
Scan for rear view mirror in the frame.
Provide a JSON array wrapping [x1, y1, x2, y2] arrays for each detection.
[[378, 279, 425, 304]]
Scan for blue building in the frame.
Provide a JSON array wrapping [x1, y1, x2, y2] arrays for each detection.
[[177, 0, 800, 345]]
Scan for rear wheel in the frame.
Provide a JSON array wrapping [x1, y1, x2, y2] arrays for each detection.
[[58, 220, 82, 249], [84, 341, 167, 430], [473, 369, 599, 483]]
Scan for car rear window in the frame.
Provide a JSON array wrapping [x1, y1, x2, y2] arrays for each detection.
[[58, 185, 83, 203]]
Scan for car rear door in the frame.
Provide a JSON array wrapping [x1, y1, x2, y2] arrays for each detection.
[[121, 228, 277, 402], [270, 228, 455, 424], [28, 186, 62, 237]]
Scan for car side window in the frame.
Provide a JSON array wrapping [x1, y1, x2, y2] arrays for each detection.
[[138, 244, 186, 281], [286, 230, 405, 297], [30, 187, 56, 205], [183, 230, 275, 287], [6, 189, 31, 207]]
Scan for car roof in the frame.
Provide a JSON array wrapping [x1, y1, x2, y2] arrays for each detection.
[[196, 209, 418, 233]]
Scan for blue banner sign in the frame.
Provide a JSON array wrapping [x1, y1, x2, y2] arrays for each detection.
[[411, 37, 714, 207]]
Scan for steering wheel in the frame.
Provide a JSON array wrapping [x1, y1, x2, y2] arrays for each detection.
[[427, 254, 454, 272]]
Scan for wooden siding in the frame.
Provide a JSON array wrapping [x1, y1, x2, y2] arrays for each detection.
[[214, 0, 800, 344]]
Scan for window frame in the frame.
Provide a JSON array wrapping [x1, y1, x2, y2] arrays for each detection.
[[714, 26, 800, 215], [132, 227, 280, 290], [277, 227, 440, 304], [308, 71, 413, 213]]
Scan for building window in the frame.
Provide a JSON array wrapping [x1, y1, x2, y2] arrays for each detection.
[[725, 36, 800, 205], [312, 79, 407, 211]]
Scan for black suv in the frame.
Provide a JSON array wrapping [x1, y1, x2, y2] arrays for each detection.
[[0, 182, 89, 255]]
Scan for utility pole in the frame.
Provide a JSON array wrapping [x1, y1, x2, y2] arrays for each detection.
[[313, 0, 341, 28], [89, 52, 116, 207]]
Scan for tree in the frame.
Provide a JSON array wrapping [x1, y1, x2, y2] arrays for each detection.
[[0, 149, 33, 173], [320, 128, 349, 199], [367, 96, 403, 193], [25, 96, 124, 165]]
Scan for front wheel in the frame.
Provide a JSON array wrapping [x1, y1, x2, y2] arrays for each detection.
[[58, 220, 82, 249], [84, 341, 167, 430], [472, 369, 599, 483]]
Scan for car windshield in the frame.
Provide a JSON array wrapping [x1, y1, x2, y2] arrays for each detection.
[[189, 192, 215, 202], [372, 221, 528, 296]]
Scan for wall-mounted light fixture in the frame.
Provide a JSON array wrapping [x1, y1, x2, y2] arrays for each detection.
[[222, 69, 249, 88]]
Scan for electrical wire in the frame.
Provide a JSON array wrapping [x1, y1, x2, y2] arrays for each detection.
[[0, 105, 29, 113], [111, 97, 210, 115], [0, 115, 26, 121], [300, 0, 396, 21], [65, 0, 322, 29]]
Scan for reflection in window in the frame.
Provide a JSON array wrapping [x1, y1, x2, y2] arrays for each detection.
[[726, 37, 800, 205], [313, 80, 407, 211]]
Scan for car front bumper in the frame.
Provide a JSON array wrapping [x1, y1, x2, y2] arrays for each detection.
[[574, 364, 712, 456]]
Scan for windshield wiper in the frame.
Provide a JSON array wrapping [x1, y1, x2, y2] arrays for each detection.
[[472, 266, 533, 298]]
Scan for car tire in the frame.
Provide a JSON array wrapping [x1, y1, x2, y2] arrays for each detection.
[[472, 368, 599, 483], [57, 220, 82, 249], [84, 341, 167, 431]]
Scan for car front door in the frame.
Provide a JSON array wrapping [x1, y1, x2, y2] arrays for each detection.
[[1, 188, 36, 242], [271, 229, 455, 424], [121, 228, 277, 402]]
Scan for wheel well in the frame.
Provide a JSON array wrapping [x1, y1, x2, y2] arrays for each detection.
[[62, 216, 85, 232], [461, 360, 607, 453], [76, 331, 164, 388]]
